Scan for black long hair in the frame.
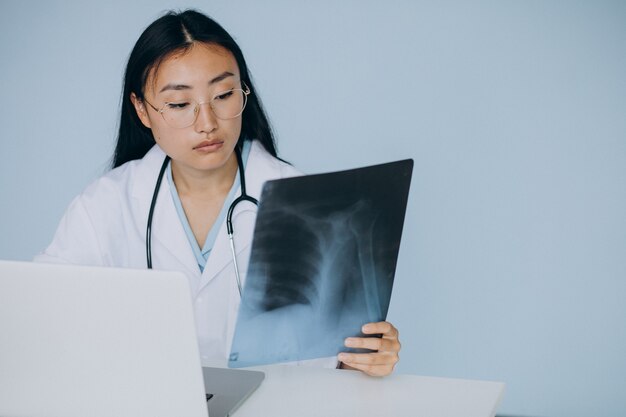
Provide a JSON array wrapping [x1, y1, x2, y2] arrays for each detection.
[[112, 9, 277, 168]]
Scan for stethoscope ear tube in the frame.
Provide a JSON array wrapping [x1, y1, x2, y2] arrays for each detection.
[[226, 193, 258, 235], [146, 155, 171, 269], [226, 147, 258, 234]]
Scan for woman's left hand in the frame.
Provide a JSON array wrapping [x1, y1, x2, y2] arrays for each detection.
[[337, 321, 401, 377]]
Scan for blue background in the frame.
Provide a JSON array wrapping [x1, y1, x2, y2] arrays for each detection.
[[1, 1, 624, 416]]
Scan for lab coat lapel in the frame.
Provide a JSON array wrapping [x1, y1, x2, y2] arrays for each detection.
[[151, 181, 199, 277], [131, 145, 199, 281]]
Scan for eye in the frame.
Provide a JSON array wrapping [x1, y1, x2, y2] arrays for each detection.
[[214, 90, 234, 101], [165, 102, 190, 111]]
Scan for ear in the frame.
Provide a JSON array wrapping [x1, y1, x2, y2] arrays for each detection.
[[130, 92, 152, 129]]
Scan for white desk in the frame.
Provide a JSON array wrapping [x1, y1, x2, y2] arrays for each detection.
[[232, 364, 505, 417]]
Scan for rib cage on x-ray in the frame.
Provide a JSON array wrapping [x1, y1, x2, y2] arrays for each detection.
[[243, 198, 384, 325]]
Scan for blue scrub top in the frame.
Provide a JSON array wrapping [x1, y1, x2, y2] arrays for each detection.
[[166, 141, 252, 272]]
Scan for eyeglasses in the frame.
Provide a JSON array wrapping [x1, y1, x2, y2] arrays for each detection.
[[143, 83, 250, 129]]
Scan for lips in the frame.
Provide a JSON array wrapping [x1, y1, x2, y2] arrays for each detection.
[[193, 140, 224, 152]]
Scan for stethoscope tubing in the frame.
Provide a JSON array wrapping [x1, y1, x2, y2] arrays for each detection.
[[146, 155, 171, 270], [146, 146, 257, 297]]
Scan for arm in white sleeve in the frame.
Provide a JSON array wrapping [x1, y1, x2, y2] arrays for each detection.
[[33, 196, 105, 266]]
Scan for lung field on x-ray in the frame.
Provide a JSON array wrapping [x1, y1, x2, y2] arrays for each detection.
[[243, 195, 392, 332]]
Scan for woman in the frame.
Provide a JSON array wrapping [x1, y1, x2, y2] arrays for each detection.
[[35, 9, 400, 376]]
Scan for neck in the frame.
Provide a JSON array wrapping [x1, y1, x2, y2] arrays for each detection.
[[170, 152, 239, 198]]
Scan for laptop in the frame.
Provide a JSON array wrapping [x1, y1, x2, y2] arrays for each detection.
[[0, 260, 264, 417]]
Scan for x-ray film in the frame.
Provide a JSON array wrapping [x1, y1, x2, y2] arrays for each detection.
[[228, 159, 413, 367]]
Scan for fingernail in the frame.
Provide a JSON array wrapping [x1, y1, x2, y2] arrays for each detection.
[[362, 324, 373, 332], [345, 338, 356, 347], [338, 353, 348, 361]]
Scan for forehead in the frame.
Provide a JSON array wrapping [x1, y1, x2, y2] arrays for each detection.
[[147, 43, 239, 94]]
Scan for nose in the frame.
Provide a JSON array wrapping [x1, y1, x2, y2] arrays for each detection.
[[194, 101, 218, 133]]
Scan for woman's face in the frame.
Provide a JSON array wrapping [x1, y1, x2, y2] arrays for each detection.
[[132, 43, 243, 174]]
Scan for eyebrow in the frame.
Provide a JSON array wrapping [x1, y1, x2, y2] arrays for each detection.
[[158, 71, 235, 93], [209, 71, 235, 85]]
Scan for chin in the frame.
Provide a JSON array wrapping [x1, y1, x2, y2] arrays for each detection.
[[194, 152, 236, 172]]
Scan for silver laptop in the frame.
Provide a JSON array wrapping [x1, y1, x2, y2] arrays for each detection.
[[0, 260, 264, 417]]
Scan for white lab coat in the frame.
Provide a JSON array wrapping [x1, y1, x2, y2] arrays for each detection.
[[35, 140, 337, 367]]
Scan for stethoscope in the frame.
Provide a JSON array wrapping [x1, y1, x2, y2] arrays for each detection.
[[146, 146, 258, 296]]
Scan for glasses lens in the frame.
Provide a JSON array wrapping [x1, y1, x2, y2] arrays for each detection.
[[211, 89, 247, 120], [159, 88, 248, 128], [162, 102, 198, 129]]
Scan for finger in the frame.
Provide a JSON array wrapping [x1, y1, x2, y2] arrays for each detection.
[[362, 321, 398, 338], [339, 352, 399, 377], [344, 336, 400, 353], [343, 361, 394, 377], [338, 351, 399, 367]]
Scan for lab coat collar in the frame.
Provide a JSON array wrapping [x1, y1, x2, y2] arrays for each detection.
[[129, 141, 291, 293]]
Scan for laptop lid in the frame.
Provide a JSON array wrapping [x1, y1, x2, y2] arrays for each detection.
[[0, 260, 208, 417]]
